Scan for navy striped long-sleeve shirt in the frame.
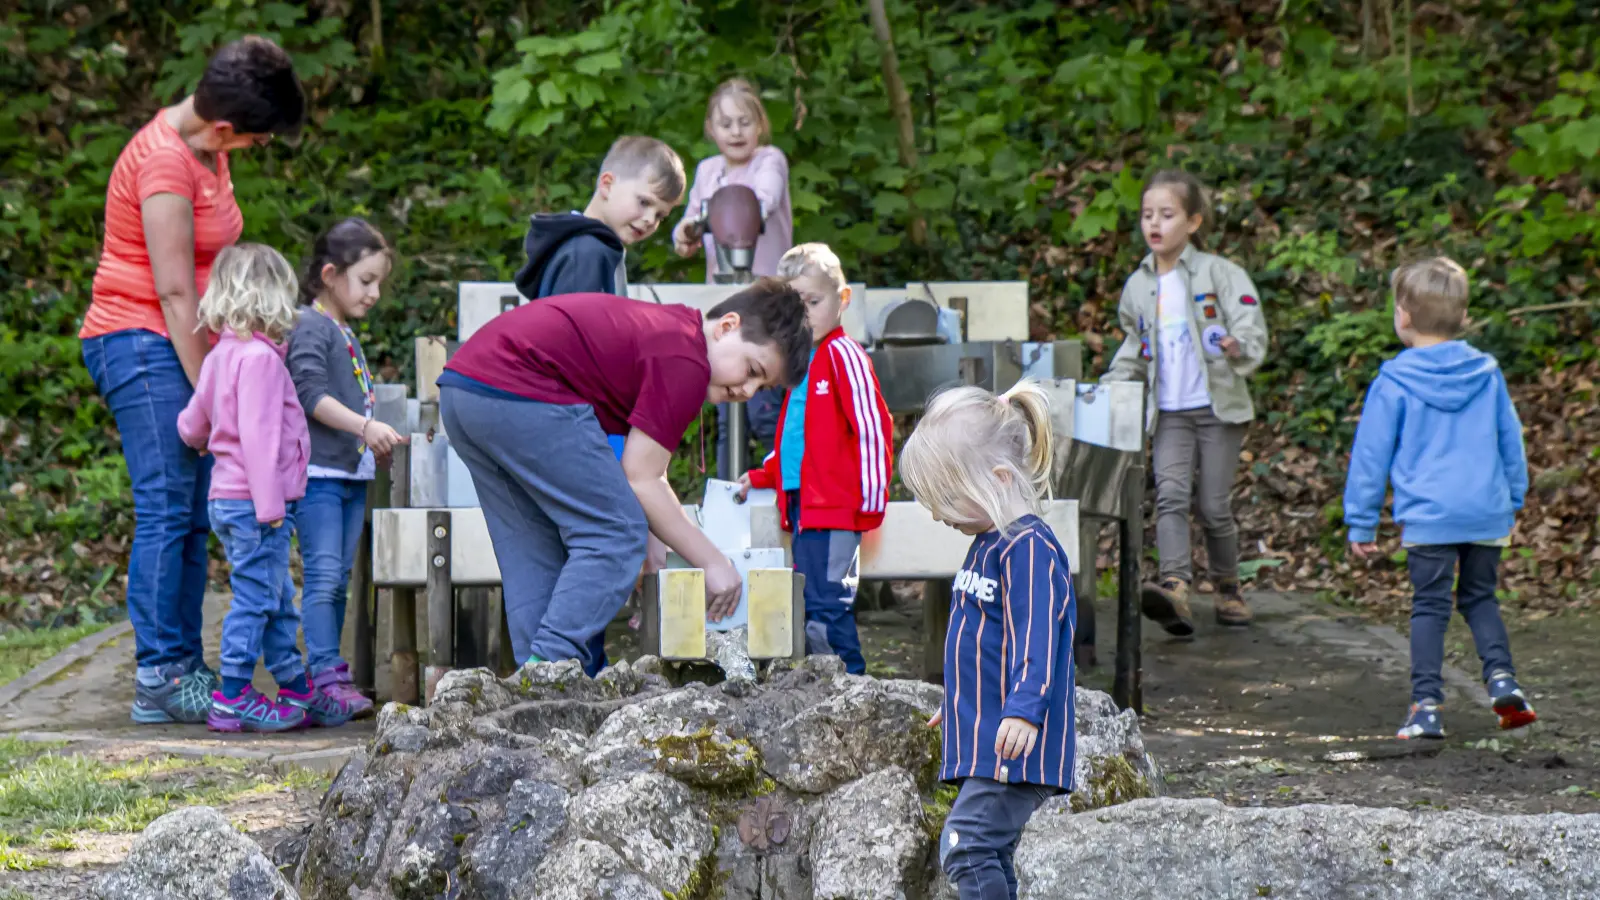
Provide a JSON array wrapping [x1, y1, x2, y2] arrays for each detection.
[[939, 515, 1076, 790]]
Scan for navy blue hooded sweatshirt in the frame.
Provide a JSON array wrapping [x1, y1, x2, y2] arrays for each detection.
[[1343, 341, 1528, 546], [512, 213, 627, 300]]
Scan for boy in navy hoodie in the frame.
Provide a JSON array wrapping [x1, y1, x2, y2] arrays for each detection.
[[1343, 257, 1537, 740], [513, 135, 685, 300], [511, 134, 685, 676]]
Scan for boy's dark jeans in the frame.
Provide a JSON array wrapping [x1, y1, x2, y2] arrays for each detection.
[[1406, 543, 1516, 704], [939, 777, 1056, 900]]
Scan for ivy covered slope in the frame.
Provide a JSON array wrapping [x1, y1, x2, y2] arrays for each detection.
[[1, 0, 1597, 628]]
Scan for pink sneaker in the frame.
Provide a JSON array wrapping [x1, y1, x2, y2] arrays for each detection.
[[312, 663, 375, 720]]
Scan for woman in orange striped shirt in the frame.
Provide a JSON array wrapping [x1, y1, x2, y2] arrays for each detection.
[[79, 37, 305, 726]]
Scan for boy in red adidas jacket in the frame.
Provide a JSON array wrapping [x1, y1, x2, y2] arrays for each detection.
[[737, 243, 892, 675]]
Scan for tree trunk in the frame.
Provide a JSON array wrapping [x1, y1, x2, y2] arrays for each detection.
[[866, 0, 926, 246], [1361, 0, 1376, 57], [370, 0, 385, 61], [1402, 0, 1415, 117]]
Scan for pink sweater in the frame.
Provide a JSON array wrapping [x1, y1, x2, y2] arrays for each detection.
[[682, 145, 794, 282], [177, 331, 309, 524]]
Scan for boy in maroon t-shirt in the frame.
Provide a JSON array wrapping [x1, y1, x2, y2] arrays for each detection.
[[439, 279, 811, 671]]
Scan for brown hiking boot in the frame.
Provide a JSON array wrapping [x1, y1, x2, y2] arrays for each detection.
[[1140, 577, 1195, 638], [1214, 580, 1253, 627]]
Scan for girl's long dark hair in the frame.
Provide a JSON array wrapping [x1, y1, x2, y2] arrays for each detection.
[[301, 217, 391, 305]]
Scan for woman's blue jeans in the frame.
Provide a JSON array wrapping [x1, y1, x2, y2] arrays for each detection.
[[81, 329, 212, 678]]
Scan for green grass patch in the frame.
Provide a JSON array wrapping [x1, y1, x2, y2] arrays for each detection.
[[0, 739, 331, 848], [0, 622, 112, 689]]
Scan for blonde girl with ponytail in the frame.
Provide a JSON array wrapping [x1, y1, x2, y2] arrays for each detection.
[[901, 380, 1078, 897]]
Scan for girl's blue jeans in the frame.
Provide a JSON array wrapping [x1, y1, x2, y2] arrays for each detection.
[[210, 499, 306, 685], [80, 330, 212, 679], [296, 478, 368, 675]]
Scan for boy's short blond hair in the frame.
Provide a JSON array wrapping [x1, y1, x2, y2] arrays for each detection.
[[598, 136, 686, 204], [197, 243, 299, 341], [1392, 257, 1469, 337], [777, 243, 848, 295], [704, 78, 771, 144]]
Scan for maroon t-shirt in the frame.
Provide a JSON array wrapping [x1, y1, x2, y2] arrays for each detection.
[[445, 294, 711, 451]]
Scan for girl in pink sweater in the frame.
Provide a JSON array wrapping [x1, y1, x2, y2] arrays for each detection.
[[672, 78, 796, 477], [176, 243, 330, 732], [671, 78, 794, 281]]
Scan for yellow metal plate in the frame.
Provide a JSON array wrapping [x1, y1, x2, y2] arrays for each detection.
[[658, 568, 707, 660], [746, 568, 793, 659]]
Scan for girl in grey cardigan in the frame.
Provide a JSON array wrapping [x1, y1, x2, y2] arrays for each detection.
[[286, 218, 405, 721], [1104, 171, 1269, 635]]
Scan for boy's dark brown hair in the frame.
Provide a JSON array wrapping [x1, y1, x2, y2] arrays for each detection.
[[195, 36, 306, 137], [706, 278, 812, 388], [599, 136, 687, 204]]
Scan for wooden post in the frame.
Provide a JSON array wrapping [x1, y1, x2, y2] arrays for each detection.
[[922, 578, 950, 685], [425, 509, 454, 703], [1074, 519, 1099, 669], [414, 336, 448, 405], [1113, 464, 1145, 713], [639, 573, 661, 658], [455, 586, 495, 670], [389, 442, 420, 705], [349, 481, 377, 693]]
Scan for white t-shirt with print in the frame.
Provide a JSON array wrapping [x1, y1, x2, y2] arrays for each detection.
[[1155, 269, 1211, 412]]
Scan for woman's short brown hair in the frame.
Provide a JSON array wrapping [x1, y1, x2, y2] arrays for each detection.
[[704, 78, 771, 145]]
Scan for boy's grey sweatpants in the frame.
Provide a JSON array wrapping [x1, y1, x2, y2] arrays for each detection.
[[440, 387, 648, 670], [1152, 407, 1246, 584]]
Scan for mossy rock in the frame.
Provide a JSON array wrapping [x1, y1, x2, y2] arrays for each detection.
[[648, 726, 763, 792], [1069, 754, 1156, 813]]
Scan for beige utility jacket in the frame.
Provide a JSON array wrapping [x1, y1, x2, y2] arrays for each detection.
[[1104, 243, 1268, 428]]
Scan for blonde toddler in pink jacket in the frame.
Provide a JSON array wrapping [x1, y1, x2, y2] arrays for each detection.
[[175, 244, 342, 733]]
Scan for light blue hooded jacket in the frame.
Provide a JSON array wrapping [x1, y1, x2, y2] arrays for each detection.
[[1343, 341, 1528, 546]]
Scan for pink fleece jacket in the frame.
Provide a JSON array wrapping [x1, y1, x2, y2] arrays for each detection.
[[177, 331, 310, 524], [681, 145, 794, 281]]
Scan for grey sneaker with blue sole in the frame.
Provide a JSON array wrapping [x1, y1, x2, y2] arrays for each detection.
[[132, 667, 214, 724]]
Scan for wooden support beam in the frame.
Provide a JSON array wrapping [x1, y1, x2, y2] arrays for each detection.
[[414, 336, 448, 405], [349, 480, 377, 693], [388, 442, 419, 705], [922, 579, 950, 685], [425, 508, 454, 703], [1113, 464, 1145, 713]]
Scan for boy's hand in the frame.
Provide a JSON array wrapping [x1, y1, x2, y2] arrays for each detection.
[[1219, 336, 1243, 359], [705, 556, 742, 621], [927, 708, 943, 729], [735, 472, 752, 502], [269, 519, 284, 529], [995, 717, 1039, 760], [1350, 541, 1379, 559], [671, 220, 700, 258]]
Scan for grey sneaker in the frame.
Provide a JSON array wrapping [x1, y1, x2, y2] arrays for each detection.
[[132, 666, 213, 725]]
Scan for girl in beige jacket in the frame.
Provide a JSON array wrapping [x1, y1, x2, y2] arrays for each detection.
[[1105, 170, 1269, 633]]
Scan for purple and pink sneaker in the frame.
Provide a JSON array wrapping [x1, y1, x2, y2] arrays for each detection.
[[292, 664, 373, 726], [207, 686, 306, 733]]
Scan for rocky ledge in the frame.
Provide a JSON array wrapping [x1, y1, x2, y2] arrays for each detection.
[[272, 655, 1159, 900]]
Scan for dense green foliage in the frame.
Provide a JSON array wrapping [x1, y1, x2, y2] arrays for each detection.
[[1, 0, 1596, 625]]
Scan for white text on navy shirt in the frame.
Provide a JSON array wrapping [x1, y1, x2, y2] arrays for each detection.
[[954, 568, 998, 602]]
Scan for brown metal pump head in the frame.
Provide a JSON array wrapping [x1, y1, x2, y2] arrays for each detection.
[[704, 184, 764, 284]]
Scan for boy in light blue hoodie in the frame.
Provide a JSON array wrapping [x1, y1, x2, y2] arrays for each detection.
[[1343, 257, 1537, 740]]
